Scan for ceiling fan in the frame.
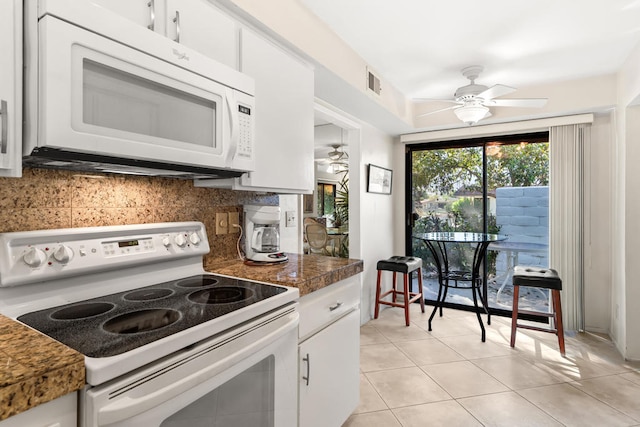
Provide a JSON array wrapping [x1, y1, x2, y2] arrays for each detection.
[[327, 144, 348, 161], [414, 66, 548, 125], [315, 144, 349, 173]]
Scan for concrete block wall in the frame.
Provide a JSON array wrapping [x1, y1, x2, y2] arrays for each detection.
[[494, 186, 549, 271]]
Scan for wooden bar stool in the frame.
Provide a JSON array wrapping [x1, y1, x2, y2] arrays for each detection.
[[511, 266, 565, 356], [374, 256, 425, 326]]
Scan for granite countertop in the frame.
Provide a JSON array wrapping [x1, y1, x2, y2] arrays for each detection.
[[0, 315, 85, 421], [206, 253, 364, 296]]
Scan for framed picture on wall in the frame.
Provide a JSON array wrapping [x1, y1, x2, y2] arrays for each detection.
[[367, 164, 392, 194], [303, 193, 314, 213]]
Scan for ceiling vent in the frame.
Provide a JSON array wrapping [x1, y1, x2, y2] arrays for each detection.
[[367, 67, 381, 96]]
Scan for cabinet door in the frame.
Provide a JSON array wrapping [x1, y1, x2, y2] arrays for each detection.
[[88, 0, 161, 32], [165, 0, 238, 68], [238, 28, 314, 193], [0, 393, 77, 427], [298, 309, 360, 427], [0, 0, 22, 177]]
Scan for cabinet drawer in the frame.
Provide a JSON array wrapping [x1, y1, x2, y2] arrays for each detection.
[[299, 276, 360, 341]]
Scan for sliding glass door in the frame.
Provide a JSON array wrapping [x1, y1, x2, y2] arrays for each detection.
[[406, 132, 550, 315]]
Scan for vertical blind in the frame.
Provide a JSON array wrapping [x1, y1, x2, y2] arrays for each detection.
[[549, 124, 589, 331]]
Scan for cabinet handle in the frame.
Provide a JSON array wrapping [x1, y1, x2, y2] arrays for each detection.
[[147, 0, 155, 31], [0, 100, 7, 154], [173, 11, 181, 43], [302, 353, 310, 386], [329, 301, 343, 312]]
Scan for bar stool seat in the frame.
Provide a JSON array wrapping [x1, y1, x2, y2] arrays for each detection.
[[511, 266, 565, 356], [374, 256, 425, 326]]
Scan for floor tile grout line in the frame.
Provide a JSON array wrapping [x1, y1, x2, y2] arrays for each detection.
[[510, 386, 571, 427], [565, 376, 640, 423]]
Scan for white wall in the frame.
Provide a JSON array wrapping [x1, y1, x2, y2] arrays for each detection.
[[616, 38, 640, 360], [279, 194, 302, 253], [357, 123, 396, 323], [584, 113, 614, 333], [623, 104, 640, 359]]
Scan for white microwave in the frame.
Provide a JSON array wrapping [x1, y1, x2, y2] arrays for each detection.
[[23, 1, 255, 179]]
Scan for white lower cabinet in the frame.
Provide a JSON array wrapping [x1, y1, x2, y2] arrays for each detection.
[[0, 392, 77, 427], [298, 277, 361, 427]]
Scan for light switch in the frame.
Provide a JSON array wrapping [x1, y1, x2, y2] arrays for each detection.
[[285, 211, 296, 227], [215, 213, 228, 235]]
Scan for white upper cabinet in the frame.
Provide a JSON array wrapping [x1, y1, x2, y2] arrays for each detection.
[[0, 0, 23, 177], [196, 28, 314, 193], [240, 29, 314, 193], [88, 0, 237, 68], [164, 0, 238, 68], [239, 29, 313, 193], [89, 0, 163, 32]]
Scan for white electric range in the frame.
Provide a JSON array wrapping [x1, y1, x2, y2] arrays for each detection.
[[0, 222, 299, 426]]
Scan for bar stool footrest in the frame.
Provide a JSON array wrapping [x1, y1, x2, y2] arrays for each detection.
[[378, 289, 423, 307], [515, 323, 559, 335]]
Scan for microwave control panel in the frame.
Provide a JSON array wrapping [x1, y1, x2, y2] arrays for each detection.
[[237, 104, 253, 159]]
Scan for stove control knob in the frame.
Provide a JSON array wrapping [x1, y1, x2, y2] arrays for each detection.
[[162, 237, 172, 247], [23, 247, 47, 268], [53, 245, 74, 264], [174, 234, 187, 248], [188, 232, 201, 246]]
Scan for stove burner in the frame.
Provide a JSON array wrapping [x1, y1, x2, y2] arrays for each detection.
[[175, 276, 219, 288], [123, 288, 173, 301], [50, 302, 115, 320], [103, 309, 180, 334], [188, 286, 255, 304]]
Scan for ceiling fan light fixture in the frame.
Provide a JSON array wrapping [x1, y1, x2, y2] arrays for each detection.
[[330, 161, 348, 174], [454, 105, 490, 125]]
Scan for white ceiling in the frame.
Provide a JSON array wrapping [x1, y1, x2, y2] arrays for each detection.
[[300, 0, 640, 101]]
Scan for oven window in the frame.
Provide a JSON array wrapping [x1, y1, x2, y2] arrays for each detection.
[[82, 59, 216, 148], [160, 356, 275, 427]]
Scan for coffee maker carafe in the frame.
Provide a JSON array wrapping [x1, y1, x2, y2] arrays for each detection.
[[244, 205, 288, 263]]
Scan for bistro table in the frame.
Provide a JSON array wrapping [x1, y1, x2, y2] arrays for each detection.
[[414, 232, 507, 342]]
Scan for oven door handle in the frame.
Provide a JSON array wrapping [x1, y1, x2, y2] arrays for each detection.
[[95, 312, 298, 426]]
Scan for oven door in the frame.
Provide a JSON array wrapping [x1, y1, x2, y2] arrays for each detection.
[[30, 14, 254, 172], [83, 305, 298, 427]]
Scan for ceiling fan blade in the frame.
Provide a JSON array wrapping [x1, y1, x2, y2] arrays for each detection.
[[416, 105, 459, 117], [477, 84, 516, 100], [488, 98, 548, 108], [413, 98, 460, 104]]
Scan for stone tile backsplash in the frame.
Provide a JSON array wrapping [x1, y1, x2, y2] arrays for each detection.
[[0, 168, 277, 264]]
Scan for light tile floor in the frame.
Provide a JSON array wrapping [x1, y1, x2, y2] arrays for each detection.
[[343, 304, 640, 427]]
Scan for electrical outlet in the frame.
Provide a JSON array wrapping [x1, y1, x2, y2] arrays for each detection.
[[215, 213, 228, 235], [285, 211, 296, 227], [228, 211, 240, 233]]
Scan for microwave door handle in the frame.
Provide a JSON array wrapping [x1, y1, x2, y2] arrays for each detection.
[[0, 100, 7, 154], [225, 93, 238, 164], [172, 10, 181, 43], [147, 0, 155, 31]]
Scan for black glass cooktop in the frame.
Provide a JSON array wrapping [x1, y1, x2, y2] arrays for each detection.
[[17, 274, 287, 358]]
